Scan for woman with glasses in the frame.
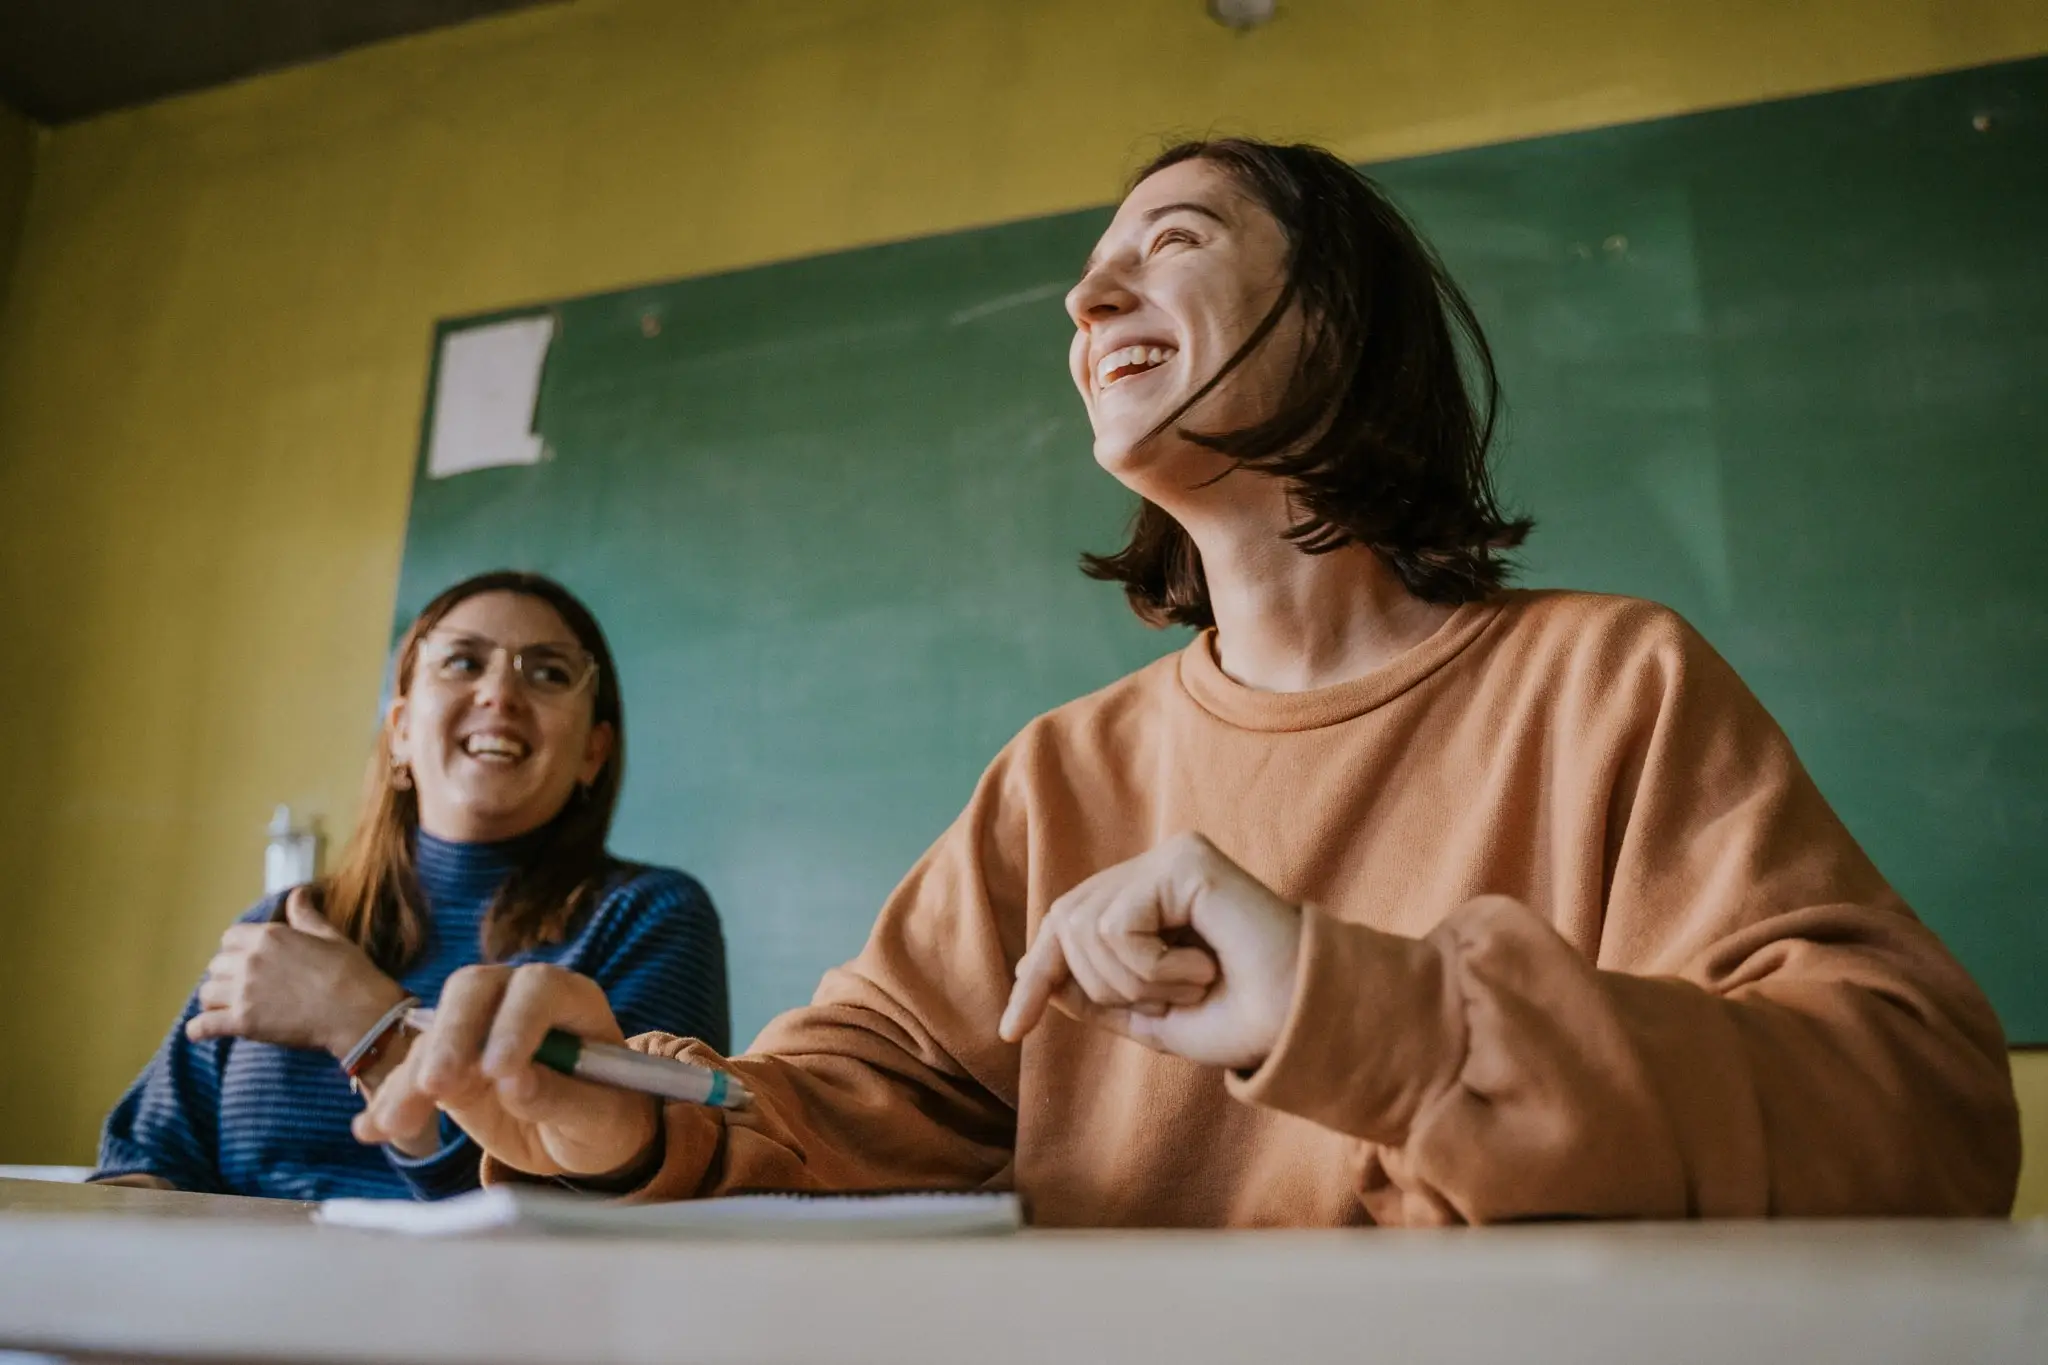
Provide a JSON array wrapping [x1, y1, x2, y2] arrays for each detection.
[[95, 570, 728, 1200]]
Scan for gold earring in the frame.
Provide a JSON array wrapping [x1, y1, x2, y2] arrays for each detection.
[[390, 759, 414, 792]]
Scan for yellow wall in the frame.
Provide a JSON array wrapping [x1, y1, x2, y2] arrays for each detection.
[[1, 0, 2045, 1184], [0, 102, 35, 322], [2014, 1053, 2048, 1219]]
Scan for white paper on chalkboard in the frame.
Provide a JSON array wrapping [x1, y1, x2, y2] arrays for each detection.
[[424, 314, 556, 478]]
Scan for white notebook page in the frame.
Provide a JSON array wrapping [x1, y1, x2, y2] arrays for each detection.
[[316, 1186, 1021, 1239]]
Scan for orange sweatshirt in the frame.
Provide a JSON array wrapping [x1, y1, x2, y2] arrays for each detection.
[[495, 591, 2020, 1225]]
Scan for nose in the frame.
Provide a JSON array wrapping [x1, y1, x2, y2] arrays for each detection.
[[471, 650, 528, 710], [1065, 261, 1138, 329]]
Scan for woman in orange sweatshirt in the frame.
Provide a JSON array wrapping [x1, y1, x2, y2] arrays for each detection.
[[356, 138, 2020, 1225]]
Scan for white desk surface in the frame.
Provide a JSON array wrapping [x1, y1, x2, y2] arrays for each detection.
[[0, 1178, 2042, 1365]]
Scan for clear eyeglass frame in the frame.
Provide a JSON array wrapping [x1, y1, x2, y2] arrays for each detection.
[[418, 631, 599, 700]]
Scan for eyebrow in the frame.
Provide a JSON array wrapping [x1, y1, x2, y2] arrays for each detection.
[[1082, 200, 1231, 275], [1143, 200, 1230, 228]]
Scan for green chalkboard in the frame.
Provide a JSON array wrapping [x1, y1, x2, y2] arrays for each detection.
[[397, 56, 2048, 1045]]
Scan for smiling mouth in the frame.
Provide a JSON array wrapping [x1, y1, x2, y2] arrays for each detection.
[[461, 733, 531, 765], [1096, 344, 1177, 391]]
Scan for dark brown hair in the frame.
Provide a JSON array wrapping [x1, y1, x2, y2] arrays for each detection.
[[315, 570, 625, 971], [1081, 138, 1533, 626]]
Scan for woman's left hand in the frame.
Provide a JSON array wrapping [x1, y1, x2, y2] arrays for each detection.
[[998, 832, 1304, 1071], [185, 888, 410, 1057]]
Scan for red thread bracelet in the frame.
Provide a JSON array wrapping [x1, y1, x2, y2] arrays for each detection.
[[341, 995, 420, 1094]]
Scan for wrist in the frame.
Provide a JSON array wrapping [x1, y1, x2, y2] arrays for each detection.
[[1256, 910, 1308, 1061], [1226, 908, 1463, 1145], [337, 995, 419, 1084], [1231, 906, 1309, 1072], [327, 978, 411, 1059], [560, 1098, 666, 1195]]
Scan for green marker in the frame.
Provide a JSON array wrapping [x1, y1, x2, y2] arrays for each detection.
[[405, 1008, 750, 1110]]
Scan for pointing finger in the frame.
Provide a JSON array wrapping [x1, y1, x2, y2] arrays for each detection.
[[1048, 982, 1175, 1053], [999, 927, 1073, 1043], [1058, 914, 1135, 1007]]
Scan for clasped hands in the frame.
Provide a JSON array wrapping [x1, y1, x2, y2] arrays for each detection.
[[998, 832, 1304, 1070], [352, 833, 1306, 1180]]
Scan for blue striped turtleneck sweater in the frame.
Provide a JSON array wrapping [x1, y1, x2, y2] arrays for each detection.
[[95, 832, 728, 1201]]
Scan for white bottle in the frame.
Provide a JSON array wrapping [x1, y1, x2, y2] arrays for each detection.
[[263, 805, 320, 894]]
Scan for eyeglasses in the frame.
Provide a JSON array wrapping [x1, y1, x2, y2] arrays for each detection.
[[418, 632, 599, 700]]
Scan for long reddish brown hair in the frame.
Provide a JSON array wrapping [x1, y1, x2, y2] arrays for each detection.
[[314, 571, 626, 972]]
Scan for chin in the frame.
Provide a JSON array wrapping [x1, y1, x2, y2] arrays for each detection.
[[451, 786, 543, 826], [1091, 436, 1137, 478], [1091, 420, 1169, 476], [1092, 428, 1224, 502]]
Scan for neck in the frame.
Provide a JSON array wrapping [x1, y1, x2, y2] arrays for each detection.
[[1175, 475, 1455, 693], [412, 819, 561, 909]]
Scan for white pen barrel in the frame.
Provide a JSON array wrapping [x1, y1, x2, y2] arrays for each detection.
[[573, 1042, 725, 1106]]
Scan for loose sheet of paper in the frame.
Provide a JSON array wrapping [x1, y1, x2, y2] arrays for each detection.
[[315, 1186, 1022, 1239], [424, 314, 556, 478]]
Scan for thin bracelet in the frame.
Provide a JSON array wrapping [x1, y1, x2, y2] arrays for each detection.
[[340, 995, 421, 1082]]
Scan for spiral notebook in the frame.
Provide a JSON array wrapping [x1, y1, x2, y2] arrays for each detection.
[[315, 1185, 1021, 1240]]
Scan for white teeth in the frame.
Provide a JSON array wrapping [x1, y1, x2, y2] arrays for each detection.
[[1095, 344, 1176, 389], [462, 734, 528, 761]]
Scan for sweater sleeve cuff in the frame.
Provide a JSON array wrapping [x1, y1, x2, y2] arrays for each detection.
[[1225, 903, 1468, 1144], [382, 1117, 482, 1200]]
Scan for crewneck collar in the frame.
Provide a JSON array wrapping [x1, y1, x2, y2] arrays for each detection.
[[1176, 595, 1505, 732], [414, 824, 554, 908]]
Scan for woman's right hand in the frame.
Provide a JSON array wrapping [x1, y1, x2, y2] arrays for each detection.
[[351, 963, 660, 1181]]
